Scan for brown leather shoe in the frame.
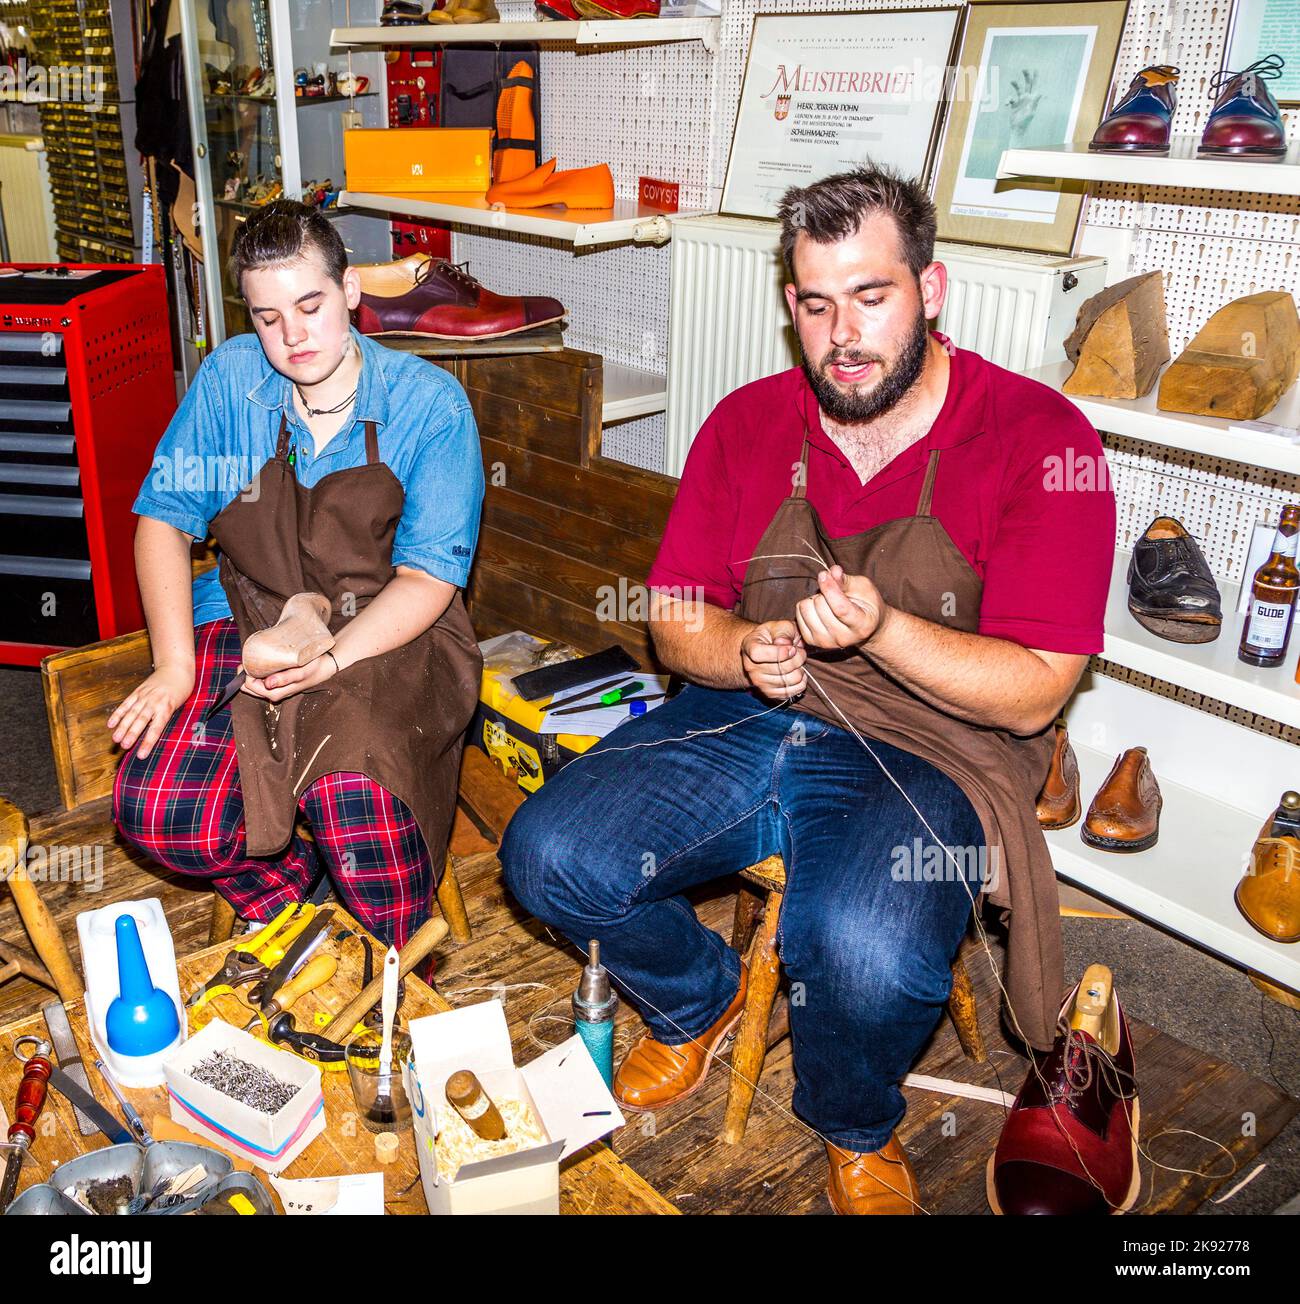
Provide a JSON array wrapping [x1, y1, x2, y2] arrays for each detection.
[[1036, 719, 1081, 829], [1080, 747, 1161, 852], [1237, 794, 1300, 943], [826, 1135, 922, 1215], [613, 964, 747, 1111], [353, 256, 566, 339]]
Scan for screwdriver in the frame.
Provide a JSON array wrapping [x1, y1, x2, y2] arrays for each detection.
[[244, 952, 339, 1030], [548, 683, 647, 717]]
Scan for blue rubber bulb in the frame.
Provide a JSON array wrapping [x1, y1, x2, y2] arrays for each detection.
[[105, 914, 180, 1057]]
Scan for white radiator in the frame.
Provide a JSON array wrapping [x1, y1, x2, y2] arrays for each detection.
[[664, 214, 1107, 476], [0, 135, 56, 263]]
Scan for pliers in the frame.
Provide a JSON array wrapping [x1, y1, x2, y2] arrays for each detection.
[[187, 901, 324, 1013]]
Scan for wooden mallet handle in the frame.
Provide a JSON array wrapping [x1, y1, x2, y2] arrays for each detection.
[[321, 916, 448, 1039]]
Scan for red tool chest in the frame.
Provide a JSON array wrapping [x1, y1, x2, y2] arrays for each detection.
[[0, 263, 175, 666]]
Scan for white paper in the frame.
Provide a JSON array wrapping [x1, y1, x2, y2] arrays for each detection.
[[270, 1172, 385, 1215], [539, 674, 671, 737]]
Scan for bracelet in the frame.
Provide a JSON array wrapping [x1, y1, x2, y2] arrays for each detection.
[[327, 651, 341, 675]]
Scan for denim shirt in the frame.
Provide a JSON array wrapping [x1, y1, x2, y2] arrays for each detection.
[[132, 327, 484, 625]]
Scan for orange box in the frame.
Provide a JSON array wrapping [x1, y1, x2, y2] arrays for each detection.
[[343, 128, 492, 193]]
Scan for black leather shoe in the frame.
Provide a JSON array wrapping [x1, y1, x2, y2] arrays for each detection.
[[1127, 516, 1222, 643]]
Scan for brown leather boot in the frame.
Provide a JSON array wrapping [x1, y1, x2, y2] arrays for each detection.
[[1036, 719, 1081, 829], [613, 964, 747, 1111], [1081, 747, 1161, 853], [826, 1135, 922, 1215], [1237, 797, 1300, 943]]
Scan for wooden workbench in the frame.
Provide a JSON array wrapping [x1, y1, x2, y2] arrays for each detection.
[[0, 905, 675, 1216]]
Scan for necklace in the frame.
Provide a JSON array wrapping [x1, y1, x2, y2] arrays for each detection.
[[295, 384, 357, 418]]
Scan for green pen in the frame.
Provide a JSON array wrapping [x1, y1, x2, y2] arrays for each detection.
[[598, 680, 643, 705]]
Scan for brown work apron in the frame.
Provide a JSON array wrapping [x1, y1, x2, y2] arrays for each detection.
[[208, 412, 482, 880], [737, 428, 1062, 1051]]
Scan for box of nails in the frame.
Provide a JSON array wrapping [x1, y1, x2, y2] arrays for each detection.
[[162, 1020, 325, 1173]]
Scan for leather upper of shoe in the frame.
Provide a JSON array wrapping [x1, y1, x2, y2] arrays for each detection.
[[1237, 812, 1300, 941], [1127, 516, 1222, 619], [613, 966, 747, 1109], [1036, 720, 1081, 826], [993, 984, 1138, 1214], [1200, 54, 1288, 153], [826, 1135, 921, 1215], [1084, 747, 1161, 840], [355, 258, 565, 335], [1090, 65, 1178, 148]]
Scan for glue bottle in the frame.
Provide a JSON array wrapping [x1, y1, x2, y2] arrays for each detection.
[[572, 940, 618, 1089]]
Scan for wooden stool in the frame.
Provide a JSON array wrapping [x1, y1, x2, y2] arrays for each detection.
[[0, 798, 81, 1003], [723, 854, 987, 1145], [41, 630, 474, 948]]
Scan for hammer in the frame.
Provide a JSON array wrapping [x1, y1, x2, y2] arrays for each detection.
[[320, 915, 448, 1040]]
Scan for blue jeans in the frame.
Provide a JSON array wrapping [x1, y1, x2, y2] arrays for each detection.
[[500, 683, 985, 1151]]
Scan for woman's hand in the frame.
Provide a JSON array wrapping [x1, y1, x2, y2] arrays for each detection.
[[241, 652, 340, 705], [795, 565, 889, 650], [108, 664, 196, 758]]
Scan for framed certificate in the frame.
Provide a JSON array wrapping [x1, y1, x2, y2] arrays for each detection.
[[1224, 0, 1300, 107], [720, 8, 965, 221], [932, 0, 1129, 254]]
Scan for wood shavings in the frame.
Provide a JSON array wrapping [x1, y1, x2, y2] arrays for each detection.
[[435, 1095, 546, 1182]]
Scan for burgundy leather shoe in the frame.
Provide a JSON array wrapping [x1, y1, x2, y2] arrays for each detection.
[[988, 965, 1140, 1215], [1089, 65, 1178, 153], [354, 258, 566, 340], [1199, 54, 1289, 157]]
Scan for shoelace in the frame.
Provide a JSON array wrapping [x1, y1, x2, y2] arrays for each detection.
[[1210, 53, 1285, 96], [414, 257, 482, 293], [1051, 1014, 1138, 1107]]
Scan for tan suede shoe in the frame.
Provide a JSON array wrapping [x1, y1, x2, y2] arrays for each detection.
[[1080, 746, 1161, 853], [1036, 719, 1081, 829], [613, 964, 747, 1111], [826, 1135, 922, 1215]]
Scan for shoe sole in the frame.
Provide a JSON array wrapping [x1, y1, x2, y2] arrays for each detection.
[[572, 0, 656, 14], [1233, 882, 1300, 944], [1087, 143, 1170, 153], [1080, 827, 1159, 853], [614, 1004, 745, 1114], [1128, 605, 1222, 644], [986, 1097, 1142, 1214], [1197, 145, 1288, 157], [367, 314, 566, 341]]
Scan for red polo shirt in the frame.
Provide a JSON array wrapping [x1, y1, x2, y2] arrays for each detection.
[[646, 340, 1115, 654]]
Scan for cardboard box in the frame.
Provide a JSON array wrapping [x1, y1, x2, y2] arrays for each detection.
[[403, 999, 623, 1215], [162, 1020, 326, 1173], [344, 127, 492, 193]]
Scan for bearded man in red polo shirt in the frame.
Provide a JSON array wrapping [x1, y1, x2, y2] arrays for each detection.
[[501, 167, 1115, 1213]]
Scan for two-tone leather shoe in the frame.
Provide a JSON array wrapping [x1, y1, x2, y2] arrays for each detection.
[[988, 965, 1140, 1215], [1081, 747, 1161, 853], [1127, 516, 1222, 643], [826, 1135, 921, 1215], [353, 256, 565, 340], [613, 963, 747, 1110], [1199, 54, 1289, 158], [1089, 65, 1179, 153], [1036, 719, 1081, 830], [1237, 792, 1300, 943]]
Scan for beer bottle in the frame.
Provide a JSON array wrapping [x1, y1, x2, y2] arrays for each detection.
[[1241, 504, 1300, 667], [445, 1069, 507, 1141]]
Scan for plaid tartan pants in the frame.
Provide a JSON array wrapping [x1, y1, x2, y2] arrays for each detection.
[[112, 618, 435, 949]]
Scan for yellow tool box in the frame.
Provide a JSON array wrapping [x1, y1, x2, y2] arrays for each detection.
[[472, 636, 601, 795]]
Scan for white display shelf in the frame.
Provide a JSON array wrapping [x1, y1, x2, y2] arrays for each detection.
[[339, 189, 698, 247], [1043, 737, 1298, 992], [997, 136, 1300, 196], [603, 362, 665, 424], [1104, 548, 1300, 728], [331, 17, 720, 50], [1029, 361, 1300, 475]]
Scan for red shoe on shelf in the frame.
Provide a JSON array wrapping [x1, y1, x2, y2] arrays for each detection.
[[572, 0, 659, 16], [536, 0, 582, 16]]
